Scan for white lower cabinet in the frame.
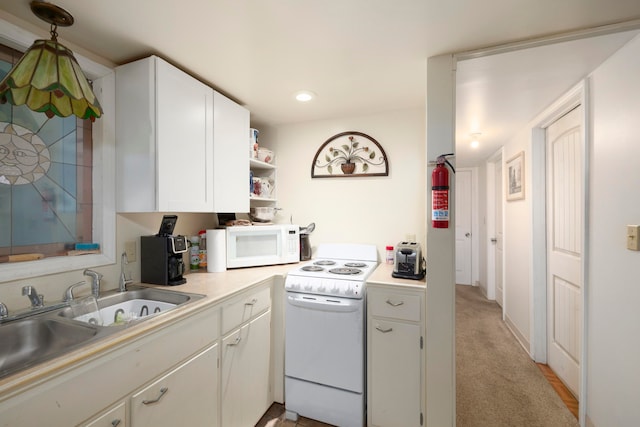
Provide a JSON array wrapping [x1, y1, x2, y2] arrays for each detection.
[[221, 284, 272, 427], [131, 344, 218, 427], [0, 305, 219, 427], [367, 284, 425, 427], [0, 281, 279, 427]]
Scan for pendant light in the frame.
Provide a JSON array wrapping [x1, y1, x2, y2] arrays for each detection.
[[0, 1, 102, 121]]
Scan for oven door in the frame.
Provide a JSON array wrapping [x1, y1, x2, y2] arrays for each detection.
[[285, 291, 364, 393]]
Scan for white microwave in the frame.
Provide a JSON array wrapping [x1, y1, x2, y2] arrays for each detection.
[[226, 224, 300, 268]]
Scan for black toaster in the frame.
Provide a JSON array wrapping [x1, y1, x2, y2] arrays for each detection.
[[392, 241, 425, 280]]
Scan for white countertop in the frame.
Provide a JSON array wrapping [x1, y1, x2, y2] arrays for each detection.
[[367, 262, 427, 289]]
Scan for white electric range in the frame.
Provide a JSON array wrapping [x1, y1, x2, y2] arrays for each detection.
[[284, 243, 378, 427]]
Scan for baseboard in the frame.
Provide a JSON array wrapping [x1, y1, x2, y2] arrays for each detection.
[[505, 314, 532, 357]]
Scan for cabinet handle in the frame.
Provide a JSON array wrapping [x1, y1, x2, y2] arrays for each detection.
[[227, 336, 242, 346], [142, 387, 168, 405], [111, 420, 121, 427], [386, 299, 404, 307], [245, 298, 258, 306], [376, 326, 393, 333]]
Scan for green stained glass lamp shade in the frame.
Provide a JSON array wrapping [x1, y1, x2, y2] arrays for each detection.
[[0, 39, 102, 121]]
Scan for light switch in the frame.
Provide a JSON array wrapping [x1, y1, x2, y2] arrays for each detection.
[[627, 225, 640, 251]]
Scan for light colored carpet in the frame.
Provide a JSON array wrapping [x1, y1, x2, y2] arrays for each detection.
[[456, 284, 579, 427]]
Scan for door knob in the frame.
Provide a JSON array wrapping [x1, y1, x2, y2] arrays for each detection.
[[465, 232, 471, 238], [490, 238, 497, 243]]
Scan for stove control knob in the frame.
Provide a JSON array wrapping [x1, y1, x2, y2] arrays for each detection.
[[318, 284, 327, 292], [304, 284, 313, 291], [345, 287, 354, 296], [289, 283, 300, 290]]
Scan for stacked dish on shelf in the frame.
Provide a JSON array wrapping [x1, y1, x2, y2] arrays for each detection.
[[249, 128, 277, 202]]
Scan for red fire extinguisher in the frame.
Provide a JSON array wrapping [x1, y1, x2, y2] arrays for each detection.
[[432, 154, 455, 228]]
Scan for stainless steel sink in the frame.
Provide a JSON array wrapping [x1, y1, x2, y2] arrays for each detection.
[[0, 286, 204, 379], [98, 286, 197, 307], [58, 286, 204, 326], [0, 318, 100, 378]]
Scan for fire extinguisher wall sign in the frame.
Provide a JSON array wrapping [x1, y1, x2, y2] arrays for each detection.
[[431, 154, 455, 229]]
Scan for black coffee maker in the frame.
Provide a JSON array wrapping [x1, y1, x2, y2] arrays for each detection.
[[141, 215, 188, 285]]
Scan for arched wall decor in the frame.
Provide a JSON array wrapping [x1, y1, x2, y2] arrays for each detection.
[[311, 131, 389, 178]]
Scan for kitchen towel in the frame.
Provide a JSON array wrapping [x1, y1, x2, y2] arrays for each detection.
[[206, 229, 226, 272]]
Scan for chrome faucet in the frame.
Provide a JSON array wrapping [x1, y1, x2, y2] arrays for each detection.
[[0, 302, 8, 319], [83, 269, 103, 299], [119, 251, 133, 292], [22, 286, 44, 308]]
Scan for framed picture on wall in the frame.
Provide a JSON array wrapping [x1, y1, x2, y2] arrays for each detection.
[[506, 151, 525, 201]]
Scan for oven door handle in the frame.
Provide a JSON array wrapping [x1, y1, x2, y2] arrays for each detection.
[[287, 294, 360, 313]]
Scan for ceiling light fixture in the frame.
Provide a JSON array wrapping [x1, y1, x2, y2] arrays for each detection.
[[470, 133, 481, 148], [0, 1, 103, 121], [294, 90, 316, 102]]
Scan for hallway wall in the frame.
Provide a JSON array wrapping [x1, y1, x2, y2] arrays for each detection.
[[502, 132, 532, 350], [586, 33, 640, 427]]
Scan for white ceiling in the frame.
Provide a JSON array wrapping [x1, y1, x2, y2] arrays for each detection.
[[1, 0, 640, 167]]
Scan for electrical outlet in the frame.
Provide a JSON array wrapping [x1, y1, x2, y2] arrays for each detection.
[[125, 240, 137, 262], [627, 225, 640, 251]]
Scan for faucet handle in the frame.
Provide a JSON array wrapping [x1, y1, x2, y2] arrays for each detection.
[[63, 281, 89, 302], [22, 285, 44, 308], [0, 302, 8, 319]]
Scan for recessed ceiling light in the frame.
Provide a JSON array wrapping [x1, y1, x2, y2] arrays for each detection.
[[294, 90, 316, 102], [470, 133, 481, 149]]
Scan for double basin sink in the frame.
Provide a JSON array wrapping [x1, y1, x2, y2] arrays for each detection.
[[0, 286, 204, 380]]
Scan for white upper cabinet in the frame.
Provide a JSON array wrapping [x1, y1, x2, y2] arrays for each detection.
[[116, 56, 250, 213], [116, 56, 214, 212], [213, 91, 249, 213]]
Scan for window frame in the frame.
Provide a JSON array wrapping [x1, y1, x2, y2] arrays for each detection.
[[0, 17, 115, 282]]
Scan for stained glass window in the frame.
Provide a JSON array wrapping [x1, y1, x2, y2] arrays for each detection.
[[0, 43, 93, 259]]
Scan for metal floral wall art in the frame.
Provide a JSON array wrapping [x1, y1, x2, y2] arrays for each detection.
[[311, 131, 388, 178]]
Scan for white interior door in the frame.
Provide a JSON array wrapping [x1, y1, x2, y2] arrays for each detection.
[[455, 169, 472, 285], [546, 105, 583, 398], [495, 160, 504, 307]]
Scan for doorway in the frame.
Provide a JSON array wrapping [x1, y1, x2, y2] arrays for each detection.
[[531, 85, 587, 410], [486, 152, 504, 307], [455, 169, 473, 285]]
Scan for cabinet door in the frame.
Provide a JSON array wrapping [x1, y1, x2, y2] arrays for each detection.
[[221, 310, 271, 427], [156, 58, 214, 212], [83, 402, 127, 427], [131, 344, 218, 427], [213, 91, 250, 212], [369, 318, 422, 427]]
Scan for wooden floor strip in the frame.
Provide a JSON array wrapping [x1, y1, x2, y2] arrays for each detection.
[[536, 363, 579, 419]]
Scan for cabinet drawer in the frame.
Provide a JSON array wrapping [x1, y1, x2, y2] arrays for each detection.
[[222, 285, 271, 333], [368, 289, 421, 322], [82, 401, 126, 427]]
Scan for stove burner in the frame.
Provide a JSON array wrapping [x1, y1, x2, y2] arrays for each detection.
[[302, 265, 324, 272], [329, 267, 362, 275], [314, 260, 337, 266], [344, 262, 367, 268]]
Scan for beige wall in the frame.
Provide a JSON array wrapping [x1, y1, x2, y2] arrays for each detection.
[[264, 108, 426, 261]]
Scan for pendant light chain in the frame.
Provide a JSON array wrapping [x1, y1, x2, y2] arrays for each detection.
[[49, 23, 58, 41]]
